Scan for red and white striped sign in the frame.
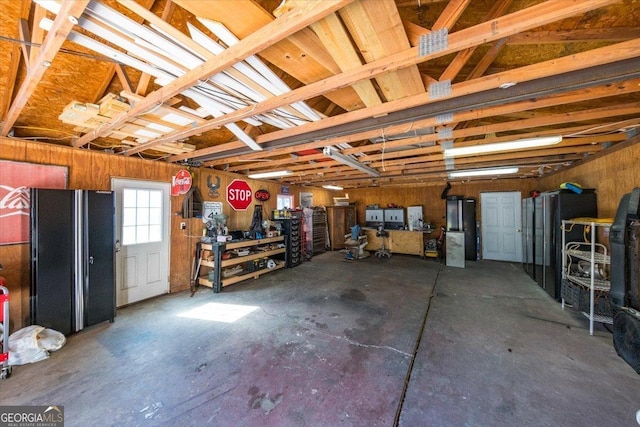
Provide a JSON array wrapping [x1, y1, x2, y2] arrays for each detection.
[[0, 160, 68, 245]]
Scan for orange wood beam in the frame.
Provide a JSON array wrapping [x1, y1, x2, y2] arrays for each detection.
[[1, 0, 91, 136], [160, 0, 623, 156], [73, 0, 355, 149], [0, 0, 32, 122]]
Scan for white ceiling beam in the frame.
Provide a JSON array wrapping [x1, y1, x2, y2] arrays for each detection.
[[150, 0, 624, 155], [71, 0, 354, 150]]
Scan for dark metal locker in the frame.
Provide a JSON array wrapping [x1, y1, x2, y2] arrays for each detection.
[[532, 190, 597, 301], [30, 189, 115, 335], [550, 191, 597, 300], [83, 191, 116, 328], [30, 189, 75, 335], [462, 198, 477, 261], [522, 197, 535, 277]]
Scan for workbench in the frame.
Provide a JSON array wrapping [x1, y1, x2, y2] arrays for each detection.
[[197, 236, 287, 292], [363, 228, 431, 257]]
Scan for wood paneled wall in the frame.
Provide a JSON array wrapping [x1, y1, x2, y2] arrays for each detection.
[[346, 179, 538, 232], [2, 136, 635, 331], [538, 140, 639, 218], [0, 137, 331, 330]]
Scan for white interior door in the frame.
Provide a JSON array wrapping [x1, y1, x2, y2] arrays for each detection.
[[481, 192, 522, 262], [112, 179, 170, 306]]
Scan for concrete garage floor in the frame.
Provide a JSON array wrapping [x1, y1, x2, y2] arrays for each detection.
[[2, 252, 638, 426]]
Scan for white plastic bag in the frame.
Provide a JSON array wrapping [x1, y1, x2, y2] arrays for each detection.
[[37, 328, 66, 351], [8, 325, 66, 365]]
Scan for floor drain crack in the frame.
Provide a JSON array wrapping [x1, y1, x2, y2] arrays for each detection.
[[313, 329, 413, 357]]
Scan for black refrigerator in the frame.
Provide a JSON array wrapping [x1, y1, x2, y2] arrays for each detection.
[[31, 189, 116, 335], [533, 190, 597, 301], [446, 196, 477, 261]]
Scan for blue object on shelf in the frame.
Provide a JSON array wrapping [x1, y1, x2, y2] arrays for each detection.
[[561, 182, 583, 194]]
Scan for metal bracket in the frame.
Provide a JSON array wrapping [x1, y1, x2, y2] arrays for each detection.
[[436, 112, 454, 125], [419, 28, 449, 57], [429, 80, 452, 100]]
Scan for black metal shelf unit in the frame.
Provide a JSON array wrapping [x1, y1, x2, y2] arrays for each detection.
[[276, 210, 303, 268], [312, 208, 327, 255]]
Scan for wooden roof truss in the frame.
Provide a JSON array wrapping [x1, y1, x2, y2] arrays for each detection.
[[0, 0, 638, 187]]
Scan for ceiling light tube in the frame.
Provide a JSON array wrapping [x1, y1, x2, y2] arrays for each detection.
[[247, 170, 292, 179], [224, 123, 262, 151], [87, 1, 180, 54], [38, 17, 176, 82], [443, 136, 562, 158], [76, 15, 187, 77], [199, 19, 322, 123], [196, 20, 321, 125], [323, 146, 381, 177], [149, 23, 206, 62], [34, 0, 61, 14], [183, 87, 262, 127], [190, 21, 289, 95], [322, 185, 344, 190], [448, 167, 519, 178], [181, 90, 262, 150]]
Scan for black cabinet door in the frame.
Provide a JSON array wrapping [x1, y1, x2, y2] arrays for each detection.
[[84, 191, 115, 327], [31, 189, 75, 335], [549, 192, 597, 300], [31, 190, 115, 334], [462, 199, 477, 260]]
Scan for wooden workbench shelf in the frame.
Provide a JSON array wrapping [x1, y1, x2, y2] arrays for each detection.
[[196, 236, 287, 292], [363, 228, 431, 257]]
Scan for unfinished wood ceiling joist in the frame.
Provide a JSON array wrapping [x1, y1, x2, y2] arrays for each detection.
[[0, 0, 638, 187]]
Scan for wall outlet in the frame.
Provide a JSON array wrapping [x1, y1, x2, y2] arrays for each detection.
[[180, 222, 186, 230]]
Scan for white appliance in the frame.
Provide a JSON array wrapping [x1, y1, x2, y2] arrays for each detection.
[[407, 206, 423, 231], [446, 232, 465, 268]]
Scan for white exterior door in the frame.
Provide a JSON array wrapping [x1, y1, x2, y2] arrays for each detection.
[[112, 179, 170, 306], [481, 192, 522, 262]]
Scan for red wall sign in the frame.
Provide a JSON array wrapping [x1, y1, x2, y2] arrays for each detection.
[[171, 169, 192, 196], [255, 189, 270, 201], [0, 160, 68, 245], [226, 179, 253, 211]]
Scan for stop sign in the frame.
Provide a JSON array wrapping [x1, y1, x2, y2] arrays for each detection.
[[226, 179, 253, 211]]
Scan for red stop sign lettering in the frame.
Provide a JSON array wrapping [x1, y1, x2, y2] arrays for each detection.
[[226, 179, 253, 211]]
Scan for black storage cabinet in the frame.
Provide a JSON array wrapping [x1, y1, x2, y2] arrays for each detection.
[[31, 189, 115, 335]]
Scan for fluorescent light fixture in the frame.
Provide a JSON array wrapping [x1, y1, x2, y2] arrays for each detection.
[[443, 136, 562, 158], [247, 170, 292, 179], [323, 146, 380, 177], [448, 167, 519, 178], [322, 185, 344, 190]]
